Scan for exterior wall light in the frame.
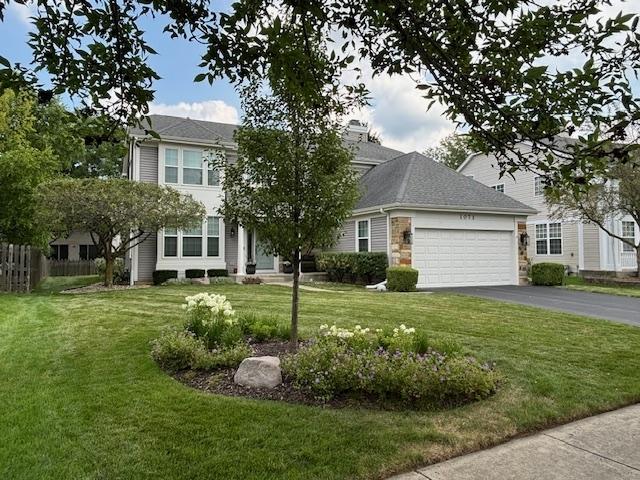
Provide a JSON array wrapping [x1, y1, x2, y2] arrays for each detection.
[[519, 231, 529, 247], [403, 229, 413, 245]]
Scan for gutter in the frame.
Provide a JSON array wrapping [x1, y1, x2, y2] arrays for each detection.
[[352, 202, 538, 217]]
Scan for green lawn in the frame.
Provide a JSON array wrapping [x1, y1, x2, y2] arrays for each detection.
[[1, 282, 639, 479], [33, 274, 101, 294], [564, 276, 640, 298]]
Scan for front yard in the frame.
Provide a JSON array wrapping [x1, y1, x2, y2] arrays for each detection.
[[564, 276, 640, 298], [1, 282, 639, 479]]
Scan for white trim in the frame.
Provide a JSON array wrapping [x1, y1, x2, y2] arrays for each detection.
[[456, 152, 481, 172], [159, 218, 225, 261], [159, 144, 223, 190], [355, 218, 371, 252], [533, 176, 545, 197], [532, 221, 563, 256], [492, 183, 505, 193], [352, 203, 537, 217], [577, 222, 585, 270]]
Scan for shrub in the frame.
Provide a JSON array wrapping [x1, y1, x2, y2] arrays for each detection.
[[150, 329, 207, 371], [282, 340, 498, 406], [237, 311, 291, 341], [316, 252, 388, 284], [386, 266, 419, 292], [185, 269, 206, 279], [207, 269, 229, 277], [153, 270, 178, 285], [151, 329, 251, 371], [531, 262, 565, 286]]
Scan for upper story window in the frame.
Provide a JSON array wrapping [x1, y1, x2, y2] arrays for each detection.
[[165, 148, 178, 184], [534, 176, 547, 196], [535, 222, 562, 255], [492, 183, 505, 193], [183, 150, 203, 185], [162, 147, 222, 187], [357, 219, 370, 252], [622, 221, 636, 253]]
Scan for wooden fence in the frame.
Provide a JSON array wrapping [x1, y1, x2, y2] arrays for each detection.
[[48, 260, 97, 277], [0, 243, 49, 293]]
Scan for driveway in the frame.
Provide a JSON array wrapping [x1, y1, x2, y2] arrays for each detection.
[[440, 285, 640, 326], [390, 404, 640, 480]]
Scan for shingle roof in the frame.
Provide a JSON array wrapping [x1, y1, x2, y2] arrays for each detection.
[[130, 114, 404, 163], [357, 151, 537, 214]]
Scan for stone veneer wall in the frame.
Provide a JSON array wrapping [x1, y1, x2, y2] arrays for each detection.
[[390, 217, 412, 266]]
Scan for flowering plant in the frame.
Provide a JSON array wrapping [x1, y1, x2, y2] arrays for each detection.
[[183, 293, 241, 349]]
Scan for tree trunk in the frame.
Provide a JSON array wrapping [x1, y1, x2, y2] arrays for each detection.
[[290, 248, 301, 351], [104, 257, 114, 287]]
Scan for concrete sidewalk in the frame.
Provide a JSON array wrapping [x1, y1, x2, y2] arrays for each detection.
[[390, 404, 640, 480]]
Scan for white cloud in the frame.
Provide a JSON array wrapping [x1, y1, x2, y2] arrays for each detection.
[[7, 1, 36, 25], [149, 100, 239, 124]]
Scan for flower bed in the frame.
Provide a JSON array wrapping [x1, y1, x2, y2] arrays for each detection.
[[152, 295, 500, 409]]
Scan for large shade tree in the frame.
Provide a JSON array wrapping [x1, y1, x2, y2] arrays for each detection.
[[37, 178, 206, 286], [221, 76, 359, 349], [424, 134, 475, 171], [2, 1, 640, 183], [547, 162, 640, 275]]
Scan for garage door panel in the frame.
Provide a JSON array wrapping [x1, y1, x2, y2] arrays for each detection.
[[413, 228, 514, 287]]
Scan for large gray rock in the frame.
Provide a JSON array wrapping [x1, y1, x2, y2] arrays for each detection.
[[233, 356, 282, 389]]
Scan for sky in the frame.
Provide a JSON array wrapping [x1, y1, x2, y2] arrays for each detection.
[[1, 1, 639, 153]]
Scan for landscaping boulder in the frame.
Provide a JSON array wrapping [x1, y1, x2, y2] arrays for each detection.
[[233, 356, 282, 389]]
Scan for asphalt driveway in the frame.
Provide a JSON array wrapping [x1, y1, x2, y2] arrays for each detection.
[[440, 286, 640, 326]]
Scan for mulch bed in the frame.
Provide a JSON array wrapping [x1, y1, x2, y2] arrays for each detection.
[[171, 340, 382, 409], [61, 283, 152, 294]]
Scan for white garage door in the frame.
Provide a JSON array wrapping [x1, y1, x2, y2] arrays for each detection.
[[413, 229, 515, 287]]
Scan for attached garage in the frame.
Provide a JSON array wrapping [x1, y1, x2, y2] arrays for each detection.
[[348, 151, 537, 289], [413, 228, 515, 287]]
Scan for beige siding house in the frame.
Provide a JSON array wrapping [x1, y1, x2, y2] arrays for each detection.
[[458, 143, 638, 275]]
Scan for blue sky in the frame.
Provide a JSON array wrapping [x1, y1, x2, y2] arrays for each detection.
[[3, 1, 639, 152]]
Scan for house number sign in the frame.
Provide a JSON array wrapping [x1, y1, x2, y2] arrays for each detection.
[[459, 214, 475, 220]]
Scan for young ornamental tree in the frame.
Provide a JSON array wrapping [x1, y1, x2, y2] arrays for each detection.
[[37, 178, 206, 286], [220, 83, 359, 350], [546, 163, 640, 276]]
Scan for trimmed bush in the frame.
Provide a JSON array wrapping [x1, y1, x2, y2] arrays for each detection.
[[531, 262, 565, 286], [386, 266, 418, 292], [316, 252, 388, 284], [207, 269, 229, 277], [153, 270, 178, 285], [185, 269, 206, 279]]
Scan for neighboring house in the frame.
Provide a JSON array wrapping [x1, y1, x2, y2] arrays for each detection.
[[458, 142, 639, 275], [49, 231, 99, 261], [124, 114, 535, 288]]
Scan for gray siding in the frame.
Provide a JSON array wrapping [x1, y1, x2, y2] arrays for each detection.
[[139, 145, 158, 183], [583, 223, 601, 270], [137, 233, 157, 282], [526, 221, 579, 270], [333, 216, 387, 253], [225, 223, 238, 273], [370, 216, 387, 252], [334, 220, 356, 252]]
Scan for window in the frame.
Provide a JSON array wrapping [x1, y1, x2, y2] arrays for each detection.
[[492, 184, 505, 193], [207, 216, 220, 257], [164, 228, 178, 257], [534, 176, 546, 196], [357, 219, 370, 252], [182, 150, 203, 185], [535, 223, 562, 255], [49, 244, 69, 260], [79, 244, 98, 260], [622, 221, 636, 253], [208, 163, 220, 186], [182, 224, 202, 256], [165, 148, 178, 184]]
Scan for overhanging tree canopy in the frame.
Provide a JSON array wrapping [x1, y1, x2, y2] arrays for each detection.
[[2, 0, 640, 183]]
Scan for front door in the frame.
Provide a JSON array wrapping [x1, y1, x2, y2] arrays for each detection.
[[254, 234, 275, 271]]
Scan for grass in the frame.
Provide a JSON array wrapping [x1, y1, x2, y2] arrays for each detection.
[[564, 276, 640, 298], [32, 274, 101, 294], [1, 279, 639, 479]]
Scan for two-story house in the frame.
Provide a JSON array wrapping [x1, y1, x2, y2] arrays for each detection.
[[124, 115, 537, 288], [458, 142, 639, 276]]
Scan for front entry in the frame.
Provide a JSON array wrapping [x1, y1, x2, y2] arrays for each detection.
[[247, 231, 276, 272]]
